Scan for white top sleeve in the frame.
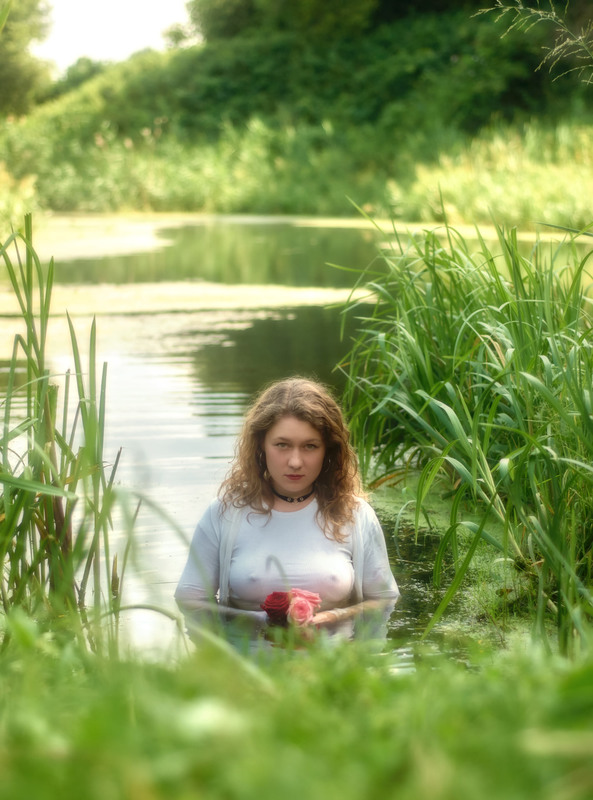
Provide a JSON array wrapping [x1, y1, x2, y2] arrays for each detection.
[[174, 499, 224, 609], [356, 499, 400, 601]]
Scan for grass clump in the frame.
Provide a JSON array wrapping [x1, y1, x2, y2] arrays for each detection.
[[0, 215, 140, 652], [4, 111, 593, 229], [393, 122, 593, 230], [342, 219, 593, 656]]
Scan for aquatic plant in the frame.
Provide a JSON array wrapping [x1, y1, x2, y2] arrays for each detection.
[[0, 215, 134, 651], [342, 219, 593, 656]]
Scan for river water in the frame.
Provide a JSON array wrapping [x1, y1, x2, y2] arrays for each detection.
[[4, 215, 417, 657]]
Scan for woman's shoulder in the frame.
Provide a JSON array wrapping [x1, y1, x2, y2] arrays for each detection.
[[200, 496, 223, 520], [352, 495, 376, 518], [199, 496, 241, 529], [350, 495, 383, 533]]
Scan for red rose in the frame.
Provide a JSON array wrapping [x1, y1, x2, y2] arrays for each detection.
[[261, 591, 291, 624]]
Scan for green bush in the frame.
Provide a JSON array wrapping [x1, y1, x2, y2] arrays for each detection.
[[389, 122, 593, 229]]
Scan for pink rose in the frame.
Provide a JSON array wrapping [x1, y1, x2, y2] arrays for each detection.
[[287, 589, 322, 627]]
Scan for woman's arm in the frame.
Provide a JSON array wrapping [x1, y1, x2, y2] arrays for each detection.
[[175, 590, 267, 625], [175, 509, 268, 627], [311, 598, 394, 627]]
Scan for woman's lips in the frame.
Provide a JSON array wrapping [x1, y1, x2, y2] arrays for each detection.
[[286, 474, 304, 480]]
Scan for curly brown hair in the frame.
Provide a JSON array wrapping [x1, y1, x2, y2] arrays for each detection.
[[219, 377, 364, 541]]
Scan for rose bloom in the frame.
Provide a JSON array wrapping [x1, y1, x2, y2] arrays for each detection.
[[260, 591, 291, 624], [287, 589, 321, 627]]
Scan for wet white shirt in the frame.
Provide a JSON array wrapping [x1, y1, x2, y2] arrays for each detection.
[[175, 497, 399, 612]]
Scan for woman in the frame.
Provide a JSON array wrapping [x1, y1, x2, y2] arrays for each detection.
[[175, 377, 399, 638]]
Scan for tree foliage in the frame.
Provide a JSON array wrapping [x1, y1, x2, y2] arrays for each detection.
[[187, 0, 490, 41], [39, 57, 108, 103], [1, 1, 589, 218], [0, 0, 51, 115], [188, 0, 258, 40], [254, 0, 380, 39], [4, 7, 574, 146]]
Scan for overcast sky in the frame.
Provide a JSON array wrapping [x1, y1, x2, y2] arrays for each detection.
[[31, 0, 190, 74]]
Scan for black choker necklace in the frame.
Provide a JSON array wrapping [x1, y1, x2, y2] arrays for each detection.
[[271, 487, 315, 504]]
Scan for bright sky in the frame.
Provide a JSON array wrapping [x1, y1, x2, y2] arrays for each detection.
[[32, 0, 190, 74]]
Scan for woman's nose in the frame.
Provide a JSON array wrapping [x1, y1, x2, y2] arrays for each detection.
[[287, 448, 302, 466]]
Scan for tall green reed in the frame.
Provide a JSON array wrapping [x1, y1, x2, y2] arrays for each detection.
[[342, 221, 593, 655], [0, 1, 10, 33], [0, 215, 129, 651]]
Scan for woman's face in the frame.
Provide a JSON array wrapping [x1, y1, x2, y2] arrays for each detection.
[[263, 415, 326, 499]]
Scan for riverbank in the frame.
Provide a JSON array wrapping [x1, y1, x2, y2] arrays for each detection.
[[10, 212, 386, 262], [10, 211, 548, 264], [0, 279, 363, 318], [2, 212, 375, 321]]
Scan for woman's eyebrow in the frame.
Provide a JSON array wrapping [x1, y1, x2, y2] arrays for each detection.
[[273, 435, 322, 443]]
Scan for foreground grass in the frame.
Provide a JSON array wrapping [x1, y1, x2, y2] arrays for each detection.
[[1, 628, 592, 800]]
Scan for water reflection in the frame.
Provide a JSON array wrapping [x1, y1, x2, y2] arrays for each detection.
[[187, 305, 367, 396], [101, 304, 361, 500], [51, 219, 381, 288], [385, 526, 444, 646]]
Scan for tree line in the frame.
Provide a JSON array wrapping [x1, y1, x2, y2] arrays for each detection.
[[3, 0, 592, 117]]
